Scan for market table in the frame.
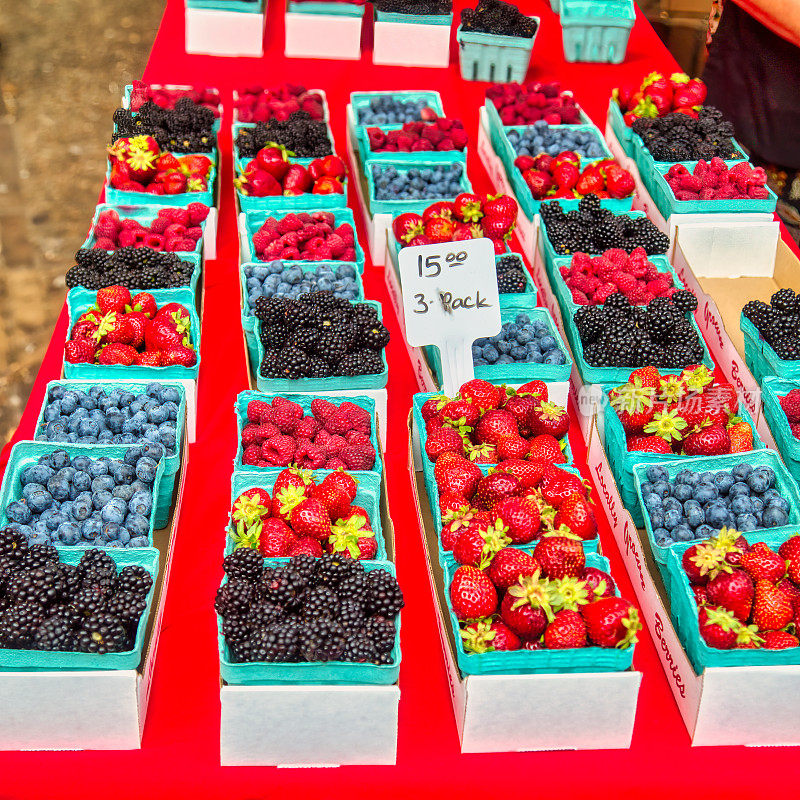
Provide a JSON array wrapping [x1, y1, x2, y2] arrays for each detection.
[[2, 0, 800, 795]]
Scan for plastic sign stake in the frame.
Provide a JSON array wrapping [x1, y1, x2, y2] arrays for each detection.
[[398, 237, 501, 396]]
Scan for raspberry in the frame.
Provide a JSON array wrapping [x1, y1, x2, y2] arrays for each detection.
[[241, 424, 260, 446], [679, 174, 702, 193], [341, 402, 371, 434], [294, 416, 320, 439], [571, 289, 589, 305], [324, 408, 354, 436], [340, 444, 376, 471], [325, 457, 348, 470], [311, 398, 338, 420], [186, 202, 210, 225], [592, 282, 617, 304], [185, 227, 203, 241], [172, 238, 196, 252], [604, 248, 629, 267], [294, 440, 326, 469], [255, 422, 280, 442], [322, 435, 348, 457], [94, 237, 116, 250], [675, 190, 700, 201], [243, 444, 261, 465], [262, 435, 296, 466], [612, 271, 636, 294], [277, 214, 303, 234], [345, 429, 371, 445], [252, 230, 272, 254], [247, 399, 273, 422], [749, 187, 770, 199]]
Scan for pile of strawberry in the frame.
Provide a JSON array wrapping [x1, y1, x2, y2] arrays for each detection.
[[423, 379, 569, 466], [393, 194, 518, 255], [683, 529, 800, 651], [515, 152, 635, 202], [90, 205, 208, 253], [251, 211, 357, 262], [486, 80, 582, 126], [365, 118, 468, 153], [609, 365, 754, 456], [560, 247, 678, 307], [780, 387, 800, 440], [450, 540, 640, 652], [236, 147, 346, 198], [108, 136, 214, 196], [65, 286, 197, 368], [241, 397, 376, 471], [613, 71, 707, 126], [665, 159, 770, 202], [234, 84, 326, 123], [231, 467, 377, 560], [128, 81, 221, 116]]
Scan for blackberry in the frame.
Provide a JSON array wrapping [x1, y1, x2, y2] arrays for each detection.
[[234, 112, 332, 159], [222, 615, 251, 655], [58, 563, 83, 600], [0, 555, 20, 592], [33, 614, 76, 652], [5, 563, 65, 607], [112, 98, 216, 153], [316, 330, 350, 362], [257, 566, 304, 608], [65, 248, 195, 291], [214, 578, 254, 616], [296, 617, 347, 662], [287, 554, 319, 582], [375, 650, 395, 665], [301, 585, 339, 619], [260, 349, 281, 378], [671, 289, 698, 313], [260, 321, 289, 350], [352, 303, 379, 326], [246, 599, 284, 628], [604, 293, 632, 314], [105, 591, 147, 629], [79, 549, 116, 575], [359, 323, 390, 350], [364, 570, 404, 617], [287, 327, 320, 352], [364, 616, 396, 653], [68, 586, 108, 619], [0, 602, 46, 648], [223, 547, 263, 582], [496, 268, 527, 294], [276, 346, 310, 378], [337, 570, 369, 603], [0, 527, 27, 561], [75, 613, 129, 654], [343, 633, 377, 663], [255, 296, 289, 325], [20, 544, 59, 570], [306, 356, 330, 378], [336, 349, 383, 376], [81, 567, 118, 597], [338, 598, 366, 633], [238, 621, 300, 663], [116, 565, 154, 597], [771, 288, 799, 314], [315, 553, 354, 588]]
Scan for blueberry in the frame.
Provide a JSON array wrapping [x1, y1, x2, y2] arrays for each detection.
[[101, 498, 128, 525], [643, 493, 662, 510], [684, 500, 705, 528], [6, 500, 32, 525], [46, 476, 70, 502], [693, 483, 718, 504], [91, 475, 115, 495], [55, 521, 81, 546], [695, 524, 714, 539], [40, 507, 62, 531], [748, 469, 774, 494], [654, 529, 672, 546], [705, 503, 729, 529], [676, 469, 700, 486], [92, 490, 113, 511], [102, 522, 121, 541], [713, 472, 734, 495], [663, 497, 683, 513], [72, 492, 94, 521], [112, 463, 136, 485], [105, 409, 125, 433], [736, 513, 759, 531], [123, 447, 143, 467], [125, 513, 151, 539], [672, 483, 693, 503], [730, 495, 753, 515], [27, 526, 50, 546], [544, 351, 566, 365], [727, 481, 750, 499], [87, 460, 109, 478], [651, 481, 672, 499], [672, 525, 694, 542], [751, 496, 765, 514], [699, 471, 715, 484], [646, 465, 669, 483], [481, 345, 499, 364], [649, 509, 665, 529], [21, 464, 55, 486], [763, 506, 789, 527], [129, 490, 153, 517], [663, 509, 682, 530], [766, 495, 790, 514], [27, 488, 54, 514]]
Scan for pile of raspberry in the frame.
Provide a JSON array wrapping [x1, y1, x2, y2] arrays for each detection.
[[241, 397, 377, 471], [365, 118, 468, 153], [560, 246, 678, 306], [665, 159, 770, 202], [90, 204, 208, 253], [252, 211, 357, 262]]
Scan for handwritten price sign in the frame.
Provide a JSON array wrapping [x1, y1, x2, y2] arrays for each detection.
[[398, 237, 500, 395]]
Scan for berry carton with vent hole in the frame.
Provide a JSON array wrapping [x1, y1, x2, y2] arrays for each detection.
[[761, 377, 800, 487]]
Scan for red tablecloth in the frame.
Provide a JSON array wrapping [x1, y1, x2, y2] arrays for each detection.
[[3, 1, 800, 796]]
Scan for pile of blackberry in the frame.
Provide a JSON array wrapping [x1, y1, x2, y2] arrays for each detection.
[[631, 108, 738, 162], [65, 247, 195, 290], [216, 551, 404, 665], [374, 0, 453, 14], [574, 290, 704, 368], [235, 112, 332, 159], [496, 254, 528, 294], [0, 532, 153, 653], [743, 289, 800, 360], [540, 195, 670, 256], [255, 291, 389, 379], [112, 98, 216, 154], [461, 0, 538, 37]]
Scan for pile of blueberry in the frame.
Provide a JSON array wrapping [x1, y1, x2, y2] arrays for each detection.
[[4, 447, 163, 548], [641, 463, 793, 547], [473, 313, 566, 367], [356, 95, 437, 126], [371, 163, 465, 202], [506, 121, 606, 159], [37, 383, 181, 455], [243, 262, 359, 309]]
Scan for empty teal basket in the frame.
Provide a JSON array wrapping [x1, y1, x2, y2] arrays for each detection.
[[560, 0, 635, 64], [456, 20, 539, 83]]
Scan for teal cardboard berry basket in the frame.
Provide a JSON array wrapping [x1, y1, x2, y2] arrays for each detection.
[[232, 390, 382, 476], [665, 532, 800, 673], [218, 558, 401, 685], [0, 546, 159, 672], [240, 206, 366, 273], [374, 9, 451, 23], [122, 83, 223, 120], [288, 0, 366, 15], [741, 312, 800, 384], [631, 131, 748, 181], [631, 450, 800, 568], [762, 376, 800, 486], [186, 0, 264, 11], [104, 153, 217, 209], [34, 379, 187, 530], [606, 98, 637, 160], [603, 398, 765, 527], [232, 121, 336, 173], [559, 0, 635, 64], [240, 260, 365, 368], [350, 90, 445, 130], [365, 159, 473, 216], [356, 123, 468, 166], [424, 302, 574, 387], [235, 176, 349, 214], [456, 20, 539, 84], [442, 552, 633, 675], [227, 469, 387, 559], [253, 300, 388, 393], [642, 163, 777, 220], [64, 286, 201, 383], [0, 440, 167, 548]]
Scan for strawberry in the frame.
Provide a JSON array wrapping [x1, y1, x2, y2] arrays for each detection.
[[500, 573, 554, 639], [425, 427, 465, 461], [64, 339, 96, 363], [311, 482, 351, 522], [778, 534, 800, 561], [328, 518, 376, 560], [516, 380, 548, 402], [473, 472, 521, 510], [453, 522, 511, 568], [682, 542, 730, 585], [127, 292, 157, 318], [627, 435, 673, 454], [740, 541, 785, 583], [465, 442, 498, 464], [544, 609, 588, 648], [452, 192, 484, 223], [549, 575, 590, 612], [528, 401, 569, 439], [697, 605, 741, 649], [273, 466, 314, 495], [683, 423, 732, 456], [135, 351, 162, 367], [753, 579, 793, 631], [533, 532, 585, 579], [288, 536, 324, 557], [290, 498, 332, 541], [762, 630, 799, 649], [609, 380, 656, 433], [553, 492, 597, 541], [727, 417, 754, 453], [97, 342, 137, 365], [257, 518, 297, 557], [423, 215, 456, 244], [439, 399, 479, 430], [582, 567, 616, 599], [461, 619, 521, 653], [503, 394, 538, 432], [319, 470, 358, 503], [496, 438, 530, 461], [706, 569, 754, 622], [605, 165, 635, 199], [473, 409, 519, 446], [483, 194, 518, 226], [488, 547, 541, 590], [232, 487, 271, 527], [527, 434, 566, 464], [540, 466, 587, 509], [459, 379, 502, 411], [420, 395, 447, 422], [493, 496, 540, 544], [441, 507, 491, 551], [494, 458, 545, 490], [124, 311, 148, 348], [271, 484, 308, 523], [96, 285, 132, 315], [700, 383, 739, 420], [450, 565, 498, 621], [435, 456, 482, 500], [643, 409, 688, 443], [581, 597, 640, 648]]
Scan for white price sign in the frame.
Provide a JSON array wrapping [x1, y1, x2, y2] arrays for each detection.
[[398, 237, 501, 396]]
